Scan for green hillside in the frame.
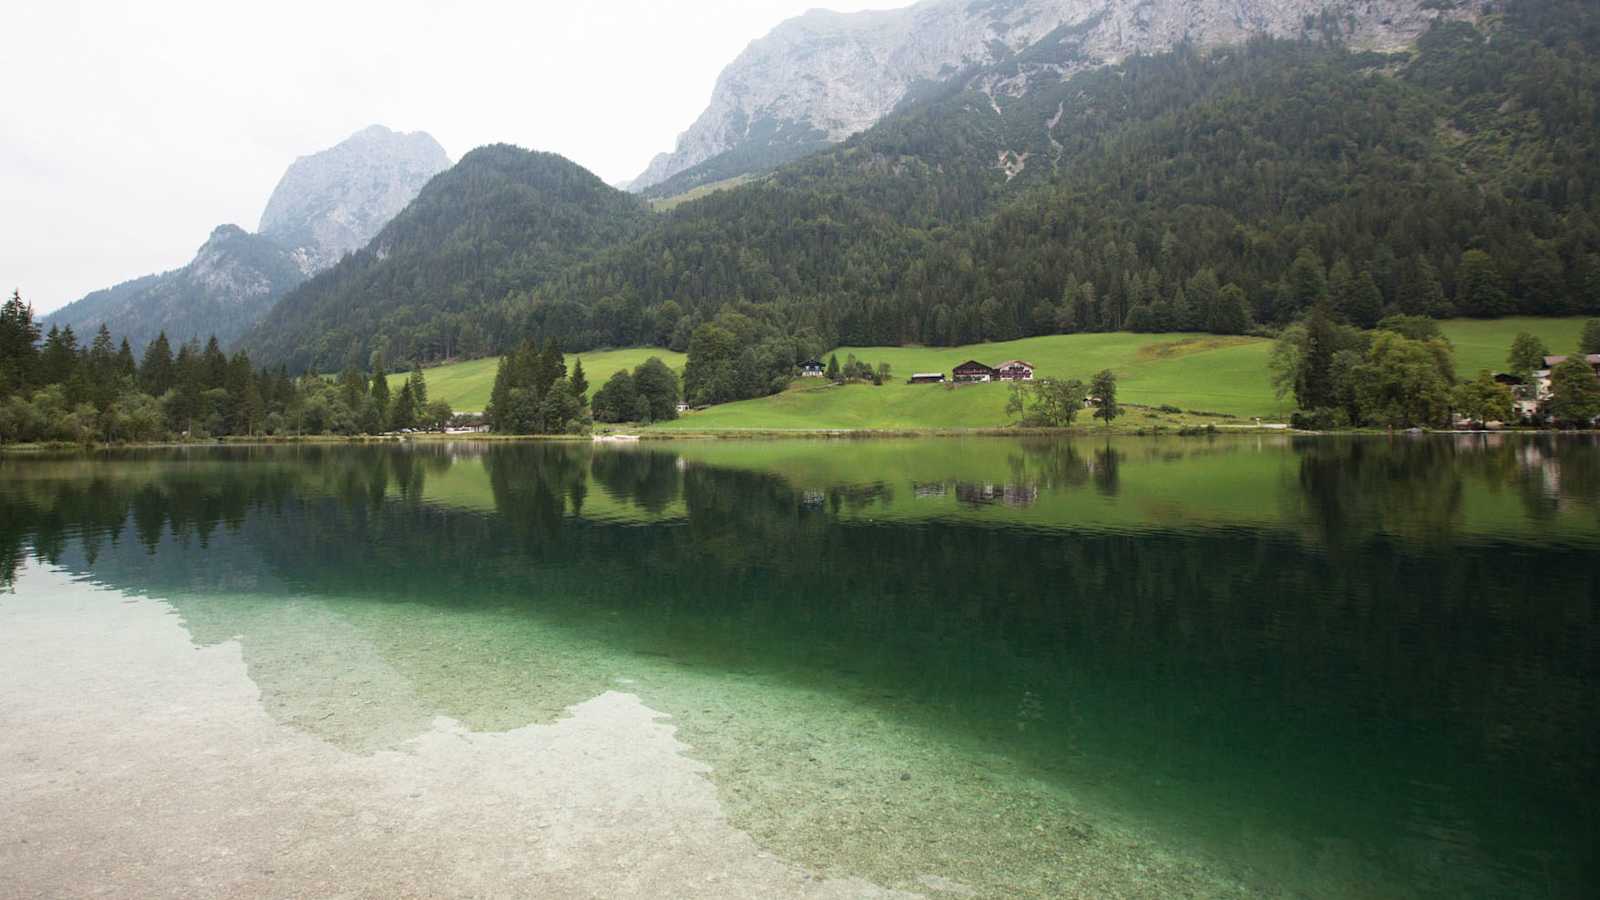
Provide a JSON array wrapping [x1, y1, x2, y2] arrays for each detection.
[[654, 333, 1275, 431], [395, 317, 1588, 426], [1441, 317, 1594, 375], [393, 347, 686, 411], [651, 318, 1589, 431], [243, 145, 653, 373], [243, 3, 1600, 376]]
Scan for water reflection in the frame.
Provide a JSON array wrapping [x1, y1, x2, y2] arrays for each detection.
[[2, 436, 1598, 897]]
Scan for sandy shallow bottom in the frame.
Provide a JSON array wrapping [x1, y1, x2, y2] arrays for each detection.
[[0, 564, 914, 900]]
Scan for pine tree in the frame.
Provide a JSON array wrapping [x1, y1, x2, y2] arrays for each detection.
[[0, 290, 40, 395], [201, 337, 228, 390], [40, 325, 80, 387], [1398, 257, 1449, 317], [487, 356, 513, 432], [1284, 248, 1329, 319], [140, 333, 175, 396], [390, 381, 417, 431], [408, 369, 427, 408], [570, 358, 588, 405], [1457, 250, 1512, 317], [1297, 299, 1339, 411], [1212, 284, 1252, 335], [85, 325, 119, 409], [1347, 271, 1384, 330], [1327, 259, 1356, 324], [369, 352, 390, 425], [1580, 320, 1600, 355], [116, 339, 137, 381]]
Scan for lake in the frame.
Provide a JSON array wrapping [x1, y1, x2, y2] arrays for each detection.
[[2, 436, 1596, 898]]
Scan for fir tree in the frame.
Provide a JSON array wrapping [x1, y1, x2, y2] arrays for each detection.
[[1580, 320, 1600, 355], [369, 352, 390, 426], [0, 290, 40, 396], [1090, 369, 1120, 426], [570, 358, 588, 405], [140, 333, 175, 396]]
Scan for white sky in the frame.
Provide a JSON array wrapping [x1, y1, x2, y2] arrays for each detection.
[[2, 0, 897, 314]]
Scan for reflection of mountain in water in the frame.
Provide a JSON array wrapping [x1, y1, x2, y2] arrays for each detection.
[[3, 437, 1599, 895]]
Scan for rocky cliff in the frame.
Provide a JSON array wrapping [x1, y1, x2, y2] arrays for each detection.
[[258, 125, 452, 274], [629, 0, 1476, 194], [45, 226, 307, 353], [51, 125, 450, 351]]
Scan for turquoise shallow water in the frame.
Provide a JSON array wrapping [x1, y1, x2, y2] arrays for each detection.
[[2, 435, 1597, 897]]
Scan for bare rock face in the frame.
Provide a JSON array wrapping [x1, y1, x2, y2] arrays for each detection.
[[50, 126, 450, 351], [628, 0, 1476, 193], [45, 225, 307, 352], [258, 125, 452, 274]]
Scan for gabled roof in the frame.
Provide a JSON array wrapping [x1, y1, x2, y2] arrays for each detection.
[[800, 359, 824, 367], [1544, 354, 1600, 367], [952, 359, 996, 371], [996, 360, 1035, 369]]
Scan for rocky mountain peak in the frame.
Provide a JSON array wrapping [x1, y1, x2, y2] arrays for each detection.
[[258, 125, 452, 274], [628, 0, 1476, 194]]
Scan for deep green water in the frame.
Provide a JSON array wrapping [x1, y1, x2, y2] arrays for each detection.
[[2, 435, 1596, 897]]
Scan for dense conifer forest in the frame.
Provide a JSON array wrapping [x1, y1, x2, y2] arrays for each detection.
[[225, 1, 1600, 381]]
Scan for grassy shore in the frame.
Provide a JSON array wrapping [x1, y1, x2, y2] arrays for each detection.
[[261, 317, 1600, 434]]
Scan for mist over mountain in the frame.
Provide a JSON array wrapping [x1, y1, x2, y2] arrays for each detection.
[[628, 0, 1475, 196], [46, 125, 450, 352]]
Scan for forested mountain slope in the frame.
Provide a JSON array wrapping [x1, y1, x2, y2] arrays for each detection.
[[47, 125, 449, 354], [240, 146, 653, 372], [629, 0, 1471, 194], [247, 0, 1600, 372], [44, 226, 307, 353]]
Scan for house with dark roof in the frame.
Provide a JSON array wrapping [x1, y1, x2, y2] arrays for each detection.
[[952, 360, 997, 383]]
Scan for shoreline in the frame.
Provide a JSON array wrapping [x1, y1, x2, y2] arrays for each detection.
[[4, 426, 1596, 454]]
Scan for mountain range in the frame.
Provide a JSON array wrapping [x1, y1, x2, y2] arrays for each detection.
[[229, 0, 1598, 374], [46, 126, 449, 352], [626, 0, 1476, 196], [44, 0, 1600, 379]]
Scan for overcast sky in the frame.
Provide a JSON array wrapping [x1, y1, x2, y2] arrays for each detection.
[[3, 0, 896, 314]]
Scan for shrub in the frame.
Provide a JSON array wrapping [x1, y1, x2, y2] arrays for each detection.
[[1290, 407, 1351, 431]]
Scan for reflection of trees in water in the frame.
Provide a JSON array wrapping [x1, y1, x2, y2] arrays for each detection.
[[482, 444, 590, 545], [1291, 435, 1600, 548], [5, 442, 1599, 794], [4, 440, 1598, 892], [1293, 437, 1466, 547], [0, 446, 460, 588], [589, 448, 681, 514]]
